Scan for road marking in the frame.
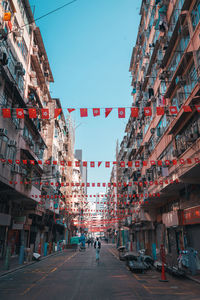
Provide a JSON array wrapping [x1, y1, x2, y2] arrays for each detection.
[[50, 267, 57, 273], [21, 252, 78, 296], [133, 273, 140, 280]]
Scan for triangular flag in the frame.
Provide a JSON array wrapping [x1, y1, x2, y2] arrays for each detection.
[[67, 108, 75, 113], [54, 108, 62, 118], [182, 105, 192, 112], [16, 108, 24, 119], [98, 161, 102, 167], [118, 108, 125, 118], [2, 108, 11, 118], [131, 107, 139, 117], [80, 108, 88, 117], [93, 108, 100, 117], [105, 108, 112, 118]]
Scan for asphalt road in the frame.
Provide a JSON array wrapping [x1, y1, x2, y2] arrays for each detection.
[[0, 243, 200, 300]]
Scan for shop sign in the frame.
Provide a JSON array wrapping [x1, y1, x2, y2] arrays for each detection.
[[183, 206, 200, 225], [12, 223, 24, 230], [162, 211, 180, 227], [23, 224, 30, 231], [0, 213, 11, 226], [13, 216, 26, 224]]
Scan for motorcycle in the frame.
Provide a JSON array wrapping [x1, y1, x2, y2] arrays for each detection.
[[125, 249, 154, 273]]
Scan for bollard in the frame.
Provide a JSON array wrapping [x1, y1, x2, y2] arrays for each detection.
[[4, 246, 11, 270], [19, 245, 25, 265], [44, 242, 48, 256], [53, 242, 55, 252], [38, 243, 41, 255], [57, 241, 60, 252], [159, 244, 168, 282]]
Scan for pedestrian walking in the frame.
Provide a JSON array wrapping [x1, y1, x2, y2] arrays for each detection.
[[94, 237, 101, 263], [91, 238, 94, 247]]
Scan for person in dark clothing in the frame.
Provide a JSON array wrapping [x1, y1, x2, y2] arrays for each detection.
[[94, 238, 101, 263]]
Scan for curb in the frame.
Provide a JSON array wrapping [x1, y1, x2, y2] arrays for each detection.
[[186, 275, 200, 285], [0, 249, 68, 278]]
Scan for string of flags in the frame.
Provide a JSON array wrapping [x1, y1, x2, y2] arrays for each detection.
[[1, 105, 200, 119], [31, 192, 160, 199], [2, 157, 199, 167], [9, 179, 179, 186]]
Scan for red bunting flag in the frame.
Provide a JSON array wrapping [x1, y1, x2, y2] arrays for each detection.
[[93, 108, 100, 117], [195, 105, 200, 113], [156, 107, 165, 116], [80, 108, 88, 117], [98, 161, 102, 167], [90, 161, 95, 167], [105, 108, 112, 118], [118, 108, 125, 118], [16, 108, 24, 119], [131, 107, 139, 117], [120, 161, 125, 167], [28, 108, 37, 119], [83, 161, 87, 167], [75, 161, 80, 167], [54, 108, 62, 118], [169, 106, 178, 114], [41, 108, 49, 119], [2, 108, 11, 118], [67, 108, 75, 113], [105, 161, 110, 168], [144, 107, 152, 116], [183, 105, 192, 112]]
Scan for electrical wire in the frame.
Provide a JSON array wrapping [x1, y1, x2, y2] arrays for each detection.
[[10, 0, 79, 34]]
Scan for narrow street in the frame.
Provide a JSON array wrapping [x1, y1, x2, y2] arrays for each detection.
[[0, 244, 200, 300]]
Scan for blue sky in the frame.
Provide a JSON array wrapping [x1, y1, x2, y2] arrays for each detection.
[[29, 0, 141, 194]]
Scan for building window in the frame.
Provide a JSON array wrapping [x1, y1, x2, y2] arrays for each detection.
[[191, 0, 200, 31], [0, 136, 8, 158]]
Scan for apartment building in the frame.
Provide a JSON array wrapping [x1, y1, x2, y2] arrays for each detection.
[[112, 0, 200, 263], [0, 1, 74, 259]]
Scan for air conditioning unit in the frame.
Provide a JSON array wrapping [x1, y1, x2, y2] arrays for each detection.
[[175, 76, 186, 86], [172, 149, 179, 157], [0, 128, 8, 136], [157, 127, 161, 137], [11, 164, 20, 174], [177, 90, 185, 105], [44, 70, 49, 77], [29, 71, 36, 78], [8, 140, 17, 147], [0, 28, 8, 41], [43, 95, 48, 102], [15, 62, 23, 71], [21, 169, 27, 177], [15, 62, 25, 76], [150, 128, 155, 134], [32, 45, 38, 54], [157, 166, 162, 176], [185, 133, 198, 143], [144, 53, 150, 59], [0, 51, 8, 65]]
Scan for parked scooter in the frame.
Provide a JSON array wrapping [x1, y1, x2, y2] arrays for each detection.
[[125, 249, 154, 273]]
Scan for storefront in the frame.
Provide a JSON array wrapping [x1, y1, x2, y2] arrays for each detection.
[[183, 206, 200, 253]]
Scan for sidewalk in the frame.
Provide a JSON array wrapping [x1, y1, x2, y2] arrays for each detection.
[[0, 250, 67, 278], [109, 244, 200, 285]]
